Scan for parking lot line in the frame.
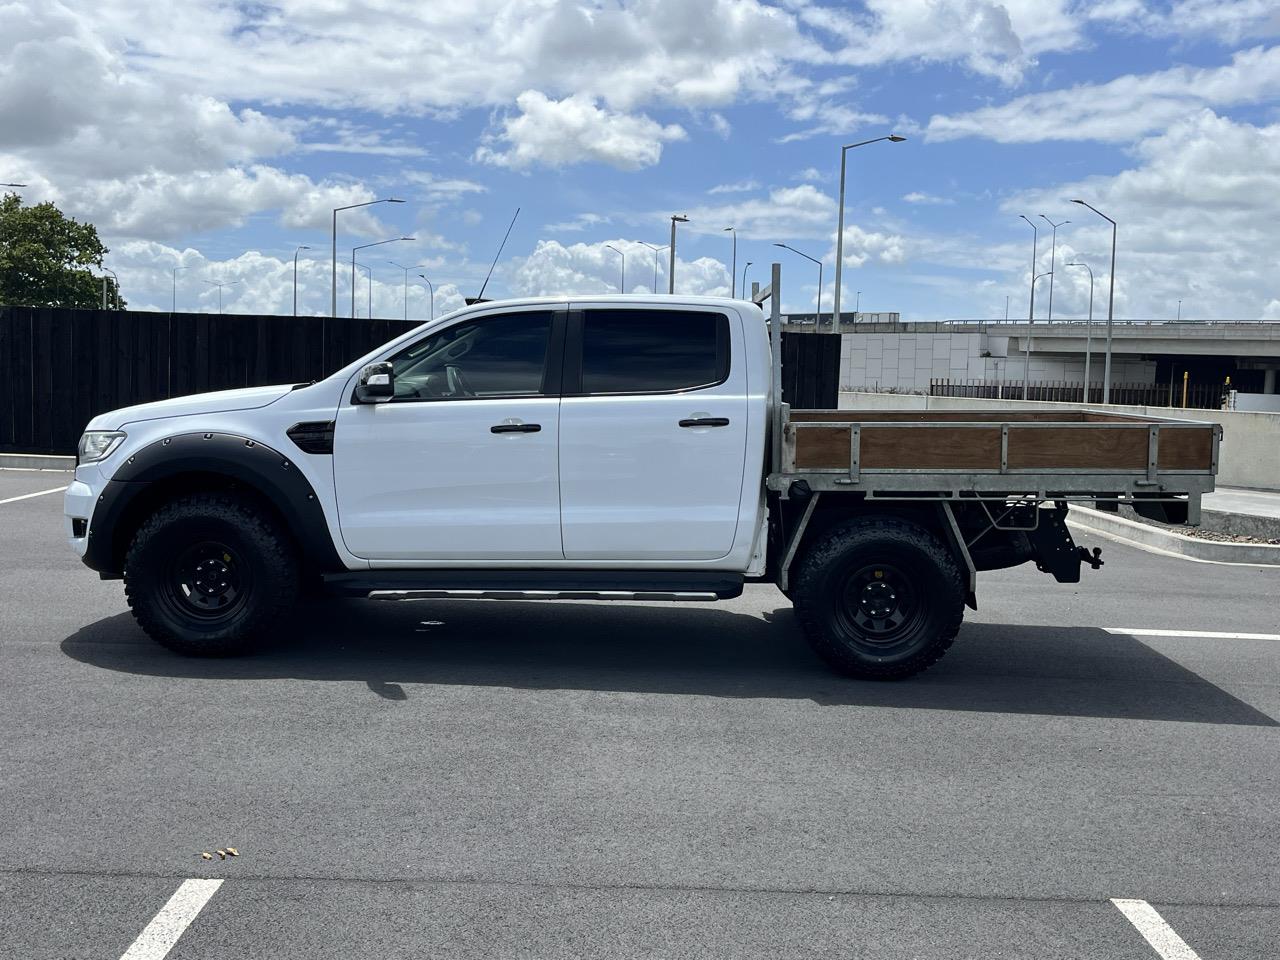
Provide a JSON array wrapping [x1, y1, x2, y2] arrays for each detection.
[[118, 878, 223, 960], [1107, 627, 1280, 642], [1111, 898, 1202, 960], [0, 485, 68, 505]]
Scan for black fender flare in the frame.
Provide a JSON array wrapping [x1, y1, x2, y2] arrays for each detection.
[[84, 432, 344, 576]]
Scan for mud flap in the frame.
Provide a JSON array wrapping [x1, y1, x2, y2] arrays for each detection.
[[1027, 503, 1103, 583]]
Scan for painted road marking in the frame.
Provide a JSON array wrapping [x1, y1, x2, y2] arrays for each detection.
[[1111, 899, 1201, 960], [1107, 627, 1280, 642], [0, 485, 68, 505], [119, 879, 223, 960]]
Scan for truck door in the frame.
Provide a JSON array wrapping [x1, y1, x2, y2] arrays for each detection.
[[558, 304, 749, 561], [333, 305, 566, 561]]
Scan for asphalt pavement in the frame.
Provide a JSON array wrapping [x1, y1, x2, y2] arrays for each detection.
[[1, 468, 1277, 959]]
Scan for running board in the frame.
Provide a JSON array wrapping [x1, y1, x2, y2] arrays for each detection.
[[322, 570, 744, 601]]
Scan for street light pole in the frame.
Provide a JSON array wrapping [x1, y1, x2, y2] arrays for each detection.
[[604, 244, 625, 293], [1066, 261, 1094, 401], [351, 237, 414, 318], [293, 244, 310, 316], [417, 275, 435, 321], [723, 227, 736, 298], [742, 261, 753, 298], [833, 134, 905, 333], [1072, 199, 1117, 403], [1019, 215, 1039, 325], [774, 243, 823, 322], [389, 261, 430, 320], [1177, 299, 1182, 322], [1039, 215, 1070, 323], [637, 242, 665, 293], [202, 279, 240, 315], [331, 198, 405, 318], [668, 215, 688, 294], [103, 268, 119, 310], [354, 263, 372, 318], [1024, 270, 1052, 399]]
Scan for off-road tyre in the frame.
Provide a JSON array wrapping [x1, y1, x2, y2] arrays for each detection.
[[124, 493, 299, 656], [792, 516, 965, 680]]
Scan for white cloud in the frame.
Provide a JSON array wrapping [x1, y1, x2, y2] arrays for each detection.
[[903, 191, 955, 205], [546, 213, 612, 233], [684, 184, 836, 241], [1087, 0, 1280, 45], [512, 239, 728, 297], [927, 45, 1280, 143], [708, 180, 761, 195], [475, 91, 686, 170]]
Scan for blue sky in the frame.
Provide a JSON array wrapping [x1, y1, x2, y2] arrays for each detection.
[[4, 0, 1279, 320]]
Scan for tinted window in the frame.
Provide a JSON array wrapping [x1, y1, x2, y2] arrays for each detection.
[[390, 311, 552, 400], [580, 309, 729, 394]]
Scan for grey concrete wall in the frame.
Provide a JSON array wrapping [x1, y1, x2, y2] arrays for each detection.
[[838, 390, 1280, 491]]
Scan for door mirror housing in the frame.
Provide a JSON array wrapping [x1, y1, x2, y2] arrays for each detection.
[[354, 362, 395, 403]]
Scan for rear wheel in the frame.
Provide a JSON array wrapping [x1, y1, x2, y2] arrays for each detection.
[[124, 493, 299, 656], [792, 517, 964, 680]]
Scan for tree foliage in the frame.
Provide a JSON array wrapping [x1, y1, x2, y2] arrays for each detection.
[[0, 193, 125, 308]]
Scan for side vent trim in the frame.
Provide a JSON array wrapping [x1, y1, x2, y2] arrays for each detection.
[[287, 421, 335, 455]]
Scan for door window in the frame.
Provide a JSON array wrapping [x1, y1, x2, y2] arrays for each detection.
[[389, 311, 554, 400], [579, 309, 729, 395]]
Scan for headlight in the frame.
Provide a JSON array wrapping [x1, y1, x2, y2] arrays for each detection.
[[77, 431, 126, 465]]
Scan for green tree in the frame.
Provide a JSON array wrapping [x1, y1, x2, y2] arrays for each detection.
[[0, 192, 125, 308]]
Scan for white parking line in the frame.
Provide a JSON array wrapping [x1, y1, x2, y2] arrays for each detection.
[[0, 485, 68, 505], [119, 878, 223, 960], [1111, 898, 1201, 960], [1107, 627, 1280, 642]]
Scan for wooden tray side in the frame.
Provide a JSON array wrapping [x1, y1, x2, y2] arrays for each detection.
[[1158, 428, 1216, 471], [1006, 426, 1147, 470]]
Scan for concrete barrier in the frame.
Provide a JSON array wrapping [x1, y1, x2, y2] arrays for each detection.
[[838, 391, 1280, 491]]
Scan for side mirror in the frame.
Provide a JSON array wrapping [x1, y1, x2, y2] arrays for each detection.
[[354, 362, 395, 404]]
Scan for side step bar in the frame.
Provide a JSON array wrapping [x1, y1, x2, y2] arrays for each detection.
[[322, 570, 745, 601]]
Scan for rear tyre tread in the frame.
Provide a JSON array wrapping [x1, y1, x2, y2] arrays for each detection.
[[124, 492, 298, 657]]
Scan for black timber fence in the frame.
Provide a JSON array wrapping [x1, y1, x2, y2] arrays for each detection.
[[929, 377, 1230, 410], [1, 307, 842, 455], [1, 307, 418, 455]]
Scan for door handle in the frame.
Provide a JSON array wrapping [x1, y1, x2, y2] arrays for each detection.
[[679, 417, 730, 428], [491, 423, 541, 433]]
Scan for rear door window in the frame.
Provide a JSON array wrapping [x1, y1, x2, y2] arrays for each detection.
[[579, 309, 730, 394]]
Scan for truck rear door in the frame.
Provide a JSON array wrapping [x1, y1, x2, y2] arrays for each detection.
[[558, 304, 749, 561]]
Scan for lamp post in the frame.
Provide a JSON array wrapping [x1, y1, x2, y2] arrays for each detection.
[[355, 263, 372, 318], [1039, 215, 1070, 323], [637, 242, 665, 293], [1019, 215, 1039, 325], [774, 242, 823, 322], [1177, 299, 1182, 322], [171, 265, 191, 312], [742, 261, 753, 298], [833, 134, 905, 333], [202, 279, 240, 315], [1066, 261, 1094, 401], [668, 215, 688, 294], [330, 198, 405, 318], [1024, 270, 1052, 399], [293, 244, 310, 316], [854, 289, 861, 330], [103, 268, 119, 310], [723, 226, 736, 298], [1071, 199, 1117, 403], [389, 261, 429, 320], [604, 244, 625, 293], [417, 275, 435, 321], [351, 237, 413, 317]]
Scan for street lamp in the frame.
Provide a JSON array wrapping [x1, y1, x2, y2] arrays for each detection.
[[424, 273, 440, 323], [331, 198, 405, 318], [833, 134, 905, 333], [1024, 270, 1052, 399], [723, 226, 737, 298], [1071, 199, 1117, 403], [637, 242, 665, 293], [1066, 261, 1094, 400], [774, 242, 823, 322], [742, 261, 753, 298], [202, 278, 240, 315], [1177, 299, 1182, 322], [604, 244, 625, 293], [293, 244, 310, 316], [389, 261, 430, 320], [1039, 215, 1070, 323], [1019, 215, 1039, 326], [417, 275, 435, 321], [355, 263, 372, 318], [1, 182, 26, 187], [351, 237, 413, 317], [668, 215, 688, 294], [103, 268, 120, 310], [172, 264, 191, 312]]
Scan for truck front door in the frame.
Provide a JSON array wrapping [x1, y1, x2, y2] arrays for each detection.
[[333, 305, 566, 561], [558, 304, 749, 561]]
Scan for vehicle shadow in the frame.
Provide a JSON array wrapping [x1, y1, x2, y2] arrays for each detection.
[[61, 598, 1276, 727]]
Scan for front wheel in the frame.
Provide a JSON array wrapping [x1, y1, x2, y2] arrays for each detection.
[[792, 517, 964, 680], [124, 493, 299, 656]]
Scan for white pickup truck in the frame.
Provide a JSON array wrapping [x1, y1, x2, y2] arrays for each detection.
[[65, 288, 1220, 679]]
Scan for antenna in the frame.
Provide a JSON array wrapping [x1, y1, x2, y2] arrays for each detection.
[[475, 207, 520, 303]]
